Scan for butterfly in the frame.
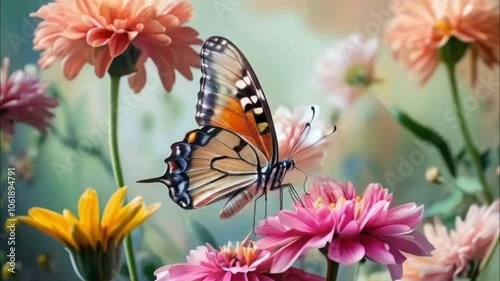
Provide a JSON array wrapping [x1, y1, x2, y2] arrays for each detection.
[[140, 36, 324, 219]]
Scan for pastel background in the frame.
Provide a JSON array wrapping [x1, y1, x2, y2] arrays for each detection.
[[1, 0, 498, 280]]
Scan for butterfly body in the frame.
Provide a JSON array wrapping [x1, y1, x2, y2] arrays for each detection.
[[141, 36, 297, 218]]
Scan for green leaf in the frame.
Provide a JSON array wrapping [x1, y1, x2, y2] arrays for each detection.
[[143, 262, 161, 281], [188, 219, 218, 247], [424, 189, 463, 218], [391, 108, 456, 176], [456, 148, 492, 174], [455, 176, 482, 194]]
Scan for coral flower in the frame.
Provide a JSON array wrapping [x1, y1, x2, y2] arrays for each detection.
[[313, 34, 379, 108], [155, 237, 324, 281], [0, 58, 58, 136], [17, 187, 161, 281], [401, 200, 499, 281], [385, 0, 500, 84], [31, 0, 202, 92], [256, 177, 434, 280], [273, 105, 331, 182]]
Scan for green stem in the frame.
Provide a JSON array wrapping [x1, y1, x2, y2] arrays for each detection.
[[109, 75, 138, 281], [326, 259, 339, 281], [445, 62, 493, 203]]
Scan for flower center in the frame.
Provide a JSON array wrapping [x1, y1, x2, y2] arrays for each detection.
[[313, 195, 365, 217], [221, 242, 257, 266], [435, 18, 452, 37], [346, 64, 371, 87]]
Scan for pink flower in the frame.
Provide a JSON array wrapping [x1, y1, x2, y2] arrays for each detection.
[[401, 200, 500, 280], [256, 177, 434, 280], [0, 58, 58, 135], [155, 237, 324, 281], [273, 105, 331, 182], [313, 34, 379, 108], [385, 0, 500, 85], [31, 0, 202, 93]]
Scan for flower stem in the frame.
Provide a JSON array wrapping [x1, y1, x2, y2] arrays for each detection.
[[326, 259, 339, 281], [444, 62, 493, 203], [109, 75, 138, 281]]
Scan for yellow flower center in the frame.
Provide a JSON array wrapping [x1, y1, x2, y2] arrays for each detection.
[[221, 242, 258, 266], [313, 195, 366, 218], [435, 18, 452, 36]]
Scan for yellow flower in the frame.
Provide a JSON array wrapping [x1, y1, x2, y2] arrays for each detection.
[[17, 187, 161, 281]]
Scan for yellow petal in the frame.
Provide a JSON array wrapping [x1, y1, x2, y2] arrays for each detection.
[[63, 209, 78, 225], [17, 216, 78, 249], [106, 197, 143, 242], [71, 223, 91, 251], [28, 208, 77, 248], [78, 188, 100, 248], [117, 202, 161, 243], [101, 187, 127, 229]]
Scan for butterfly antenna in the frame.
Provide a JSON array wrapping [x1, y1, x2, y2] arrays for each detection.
[[292, 125, 337, 158], [287, 106, 316, 159]]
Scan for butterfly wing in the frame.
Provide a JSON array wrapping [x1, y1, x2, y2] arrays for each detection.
[[152, 126, 268, 218], [196, 36, 278, 163]]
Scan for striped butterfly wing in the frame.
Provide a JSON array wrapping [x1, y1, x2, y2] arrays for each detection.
[[159, 126, 268, 219], [196, 36, 278, 164]]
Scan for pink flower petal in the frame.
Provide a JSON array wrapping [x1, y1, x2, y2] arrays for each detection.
[[328, 237, 365, 264]]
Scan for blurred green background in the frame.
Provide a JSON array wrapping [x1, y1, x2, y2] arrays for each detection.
[[1, 0, 498, 280]]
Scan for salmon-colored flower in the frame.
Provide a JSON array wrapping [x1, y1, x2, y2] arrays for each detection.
[[256, 177, 434, 281], [273, 105, 331, 182], [401, 200, 499, 281], [0, 58, 58, 136], [313, 34, 379, 108], [31, 0, 202, 92], [155, 237, 325, 281], [385, 0, 500, 84]]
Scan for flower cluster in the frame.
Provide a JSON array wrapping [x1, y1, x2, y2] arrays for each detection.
[[31, 0, 202, 92], [401, 200, 499, 280], [255, 177, 434, 280]]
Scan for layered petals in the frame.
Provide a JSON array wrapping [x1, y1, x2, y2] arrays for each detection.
[[0, 58, 58, 135], [273, 105, 331, 183], [31, 0, 202, 92], [402, 200, 500, 280], [155, 238, 324, 281], [256, 176, 433, 280], [385, 0, 500, 85], [17, 187, 161, 251], [313, 33, 379, 108]]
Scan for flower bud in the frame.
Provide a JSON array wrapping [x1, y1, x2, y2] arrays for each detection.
[[425, 167, 443, 184], [67, 244, 122, 281]]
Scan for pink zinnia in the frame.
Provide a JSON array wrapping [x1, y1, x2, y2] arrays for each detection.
[[273, 105, 331, 182], [0, 58, 58, 135], [155, 237, 324, 281], [402, 200, 499, 281], [385, 0, 500, 84], [256, 176, 434, 280], [31, 0, 202, 93], [313, 34, 379, 108]]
